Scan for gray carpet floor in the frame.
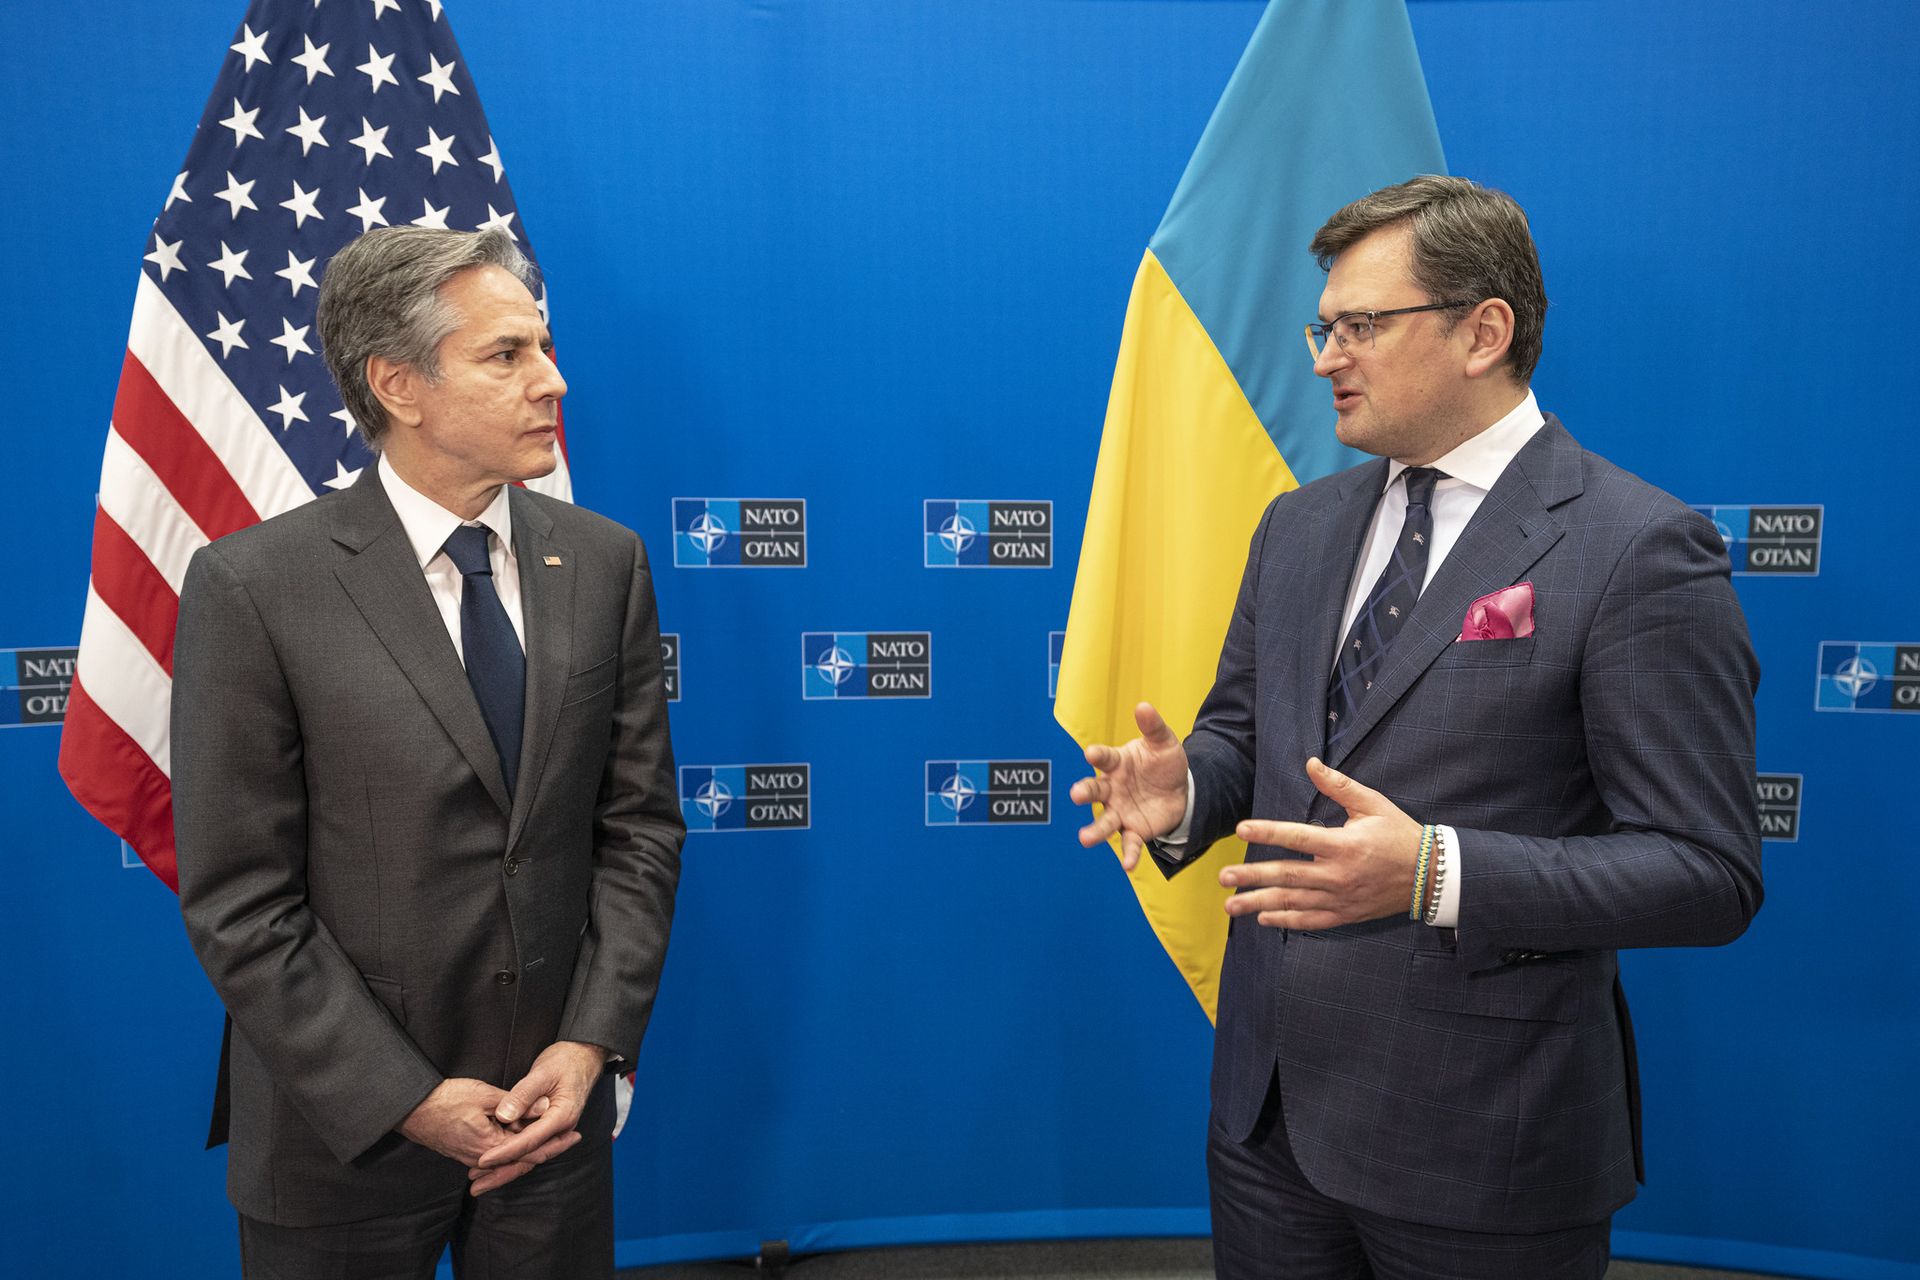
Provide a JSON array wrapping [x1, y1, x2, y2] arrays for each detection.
[[620, 1238, 1787, 1280]]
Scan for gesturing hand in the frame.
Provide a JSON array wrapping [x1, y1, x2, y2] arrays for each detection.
[[1221, 757, 1424, 929], [1069, 702, 1191, 871], [466, 1040, 608, 1195], [398, 1078, 514, 1168]]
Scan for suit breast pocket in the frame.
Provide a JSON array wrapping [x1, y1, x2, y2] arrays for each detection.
[[1406, 951, 1580, 1024], [1435, 636, 1537, 668], [559, 651, 617, 708]]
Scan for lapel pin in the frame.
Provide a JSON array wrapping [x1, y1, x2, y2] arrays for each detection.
[[542, 555, 563, 566]]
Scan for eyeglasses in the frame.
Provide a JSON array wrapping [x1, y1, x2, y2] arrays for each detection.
[[1303, 301, 1474, 361]]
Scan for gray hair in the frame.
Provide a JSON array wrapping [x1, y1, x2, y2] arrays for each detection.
[[1309, 175, 1547, 383], [315, 226, 538, 449]]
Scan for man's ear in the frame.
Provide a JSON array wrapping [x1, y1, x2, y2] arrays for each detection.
[[367, 355, 422, 429], [1460, 298, 1516, 380]]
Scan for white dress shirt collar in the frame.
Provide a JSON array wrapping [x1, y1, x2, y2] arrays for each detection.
[[1383, 390, 1545, 495], [377, 454, 515, 567]]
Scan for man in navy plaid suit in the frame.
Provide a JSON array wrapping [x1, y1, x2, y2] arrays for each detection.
[[1072, 176, 1762, 1278]]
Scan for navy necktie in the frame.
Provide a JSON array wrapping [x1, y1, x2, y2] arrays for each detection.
[[443, 524, 525, 796], [1327, 466, 1443, 752]]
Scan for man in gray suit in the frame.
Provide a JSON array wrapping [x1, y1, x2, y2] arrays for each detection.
[[173, 226, 683, 1278], [1072, 177, 1762, 1278]]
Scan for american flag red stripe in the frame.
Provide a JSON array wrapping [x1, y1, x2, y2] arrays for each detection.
[[85, 505, 179, 675], [59, 0, 569, 889], [60, 678, 180, 888], [110, 352, 264, 542]]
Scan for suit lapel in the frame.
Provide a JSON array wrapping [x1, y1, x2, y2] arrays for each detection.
[[506, 488, 570, 851], [1325, 418, 1582, 769], [1298, 459, 1392, 765], [331, 471, 511, 816]]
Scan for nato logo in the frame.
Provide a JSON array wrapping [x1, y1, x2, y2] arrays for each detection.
[[924, 499, 1052, 567], [660, 634, 681, 703], [802, 631, 931, 699], [926, 759, 1051, 825], [1048, 631, 1065, 699], [1756, 774, 1802, 843], [2, 646, 76, 727], [1692, 504, 1822, 575], [679, 764, 810, 832], [673, 498, 807, 567], [1816, 641, 1920, 712]]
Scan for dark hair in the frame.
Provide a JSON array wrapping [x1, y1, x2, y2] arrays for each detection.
[[1310, 175, 1547, 382]]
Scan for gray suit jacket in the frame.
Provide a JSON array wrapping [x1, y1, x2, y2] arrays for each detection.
[[173, 469, 684, 1226], [1170, 416, 1762, 1232]]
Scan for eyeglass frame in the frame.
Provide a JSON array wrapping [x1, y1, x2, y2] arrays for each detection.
[[1303, 300, 1477, 361]]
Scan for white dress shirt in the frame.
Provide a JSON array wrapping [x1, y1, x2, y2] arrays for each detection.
[[1163, 392, 1546, 929], [377, 455, 526, 660]]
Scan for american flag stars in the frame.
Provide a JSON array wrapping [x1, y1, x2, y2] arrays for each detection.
[[358, 45, 400, 93], [291, 36, 336, 85], [215, 171, 259, 218], [230, 24, 272, 73], [219, 98, 265, 147]]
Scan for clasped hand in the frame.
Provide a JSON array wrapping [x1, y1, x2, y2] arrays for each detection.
[[398, 1039, 607, 1196], [1069, 702, 1423, 928]]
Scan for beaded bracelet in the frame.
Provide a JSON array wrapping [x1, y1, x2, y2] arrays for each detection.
[[1423, 825, 1448, 926], [1410, 824, 1434, 920]]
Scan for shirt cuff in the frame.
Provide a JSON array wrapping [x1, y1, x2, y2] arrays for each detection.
[[1153, 770, 1199, 857], [1430, 823, 1462, 928]]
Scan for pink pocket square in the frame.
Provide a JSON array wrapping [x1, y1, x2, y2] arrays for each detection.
[[1458, 582, 1536, 641]]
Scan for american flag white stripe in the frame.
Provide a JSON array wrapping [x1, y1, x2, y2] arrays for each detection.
[[127, 277, 312, 522], [77, 586, 174, 777], [96, 428, 210, 592]]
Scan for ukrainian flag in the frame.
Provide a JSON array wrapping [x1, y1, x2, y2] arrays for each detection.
[[1055, 0, 1446, 1021]]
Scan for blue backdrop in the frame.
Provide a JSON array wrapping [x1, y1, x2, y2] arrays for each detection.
[[2, 3, 1915, 1278]]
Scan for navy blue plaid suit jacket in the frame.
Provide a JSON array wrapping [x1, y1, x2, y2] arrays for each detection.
[[1168, 415, 1762, 1233]]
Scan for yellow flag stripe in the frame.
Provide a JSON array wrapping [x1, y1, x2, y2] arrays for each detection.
[[1055, 250, 1298, 1021]]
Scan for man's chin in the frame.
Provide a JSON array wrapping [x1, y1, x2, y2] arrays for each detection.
[[1334, 414, 1404, 461], [516, 442, 561, 481]]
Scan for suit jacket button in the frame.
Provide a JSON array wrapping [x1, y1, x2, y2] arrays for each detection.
[[494, 970, 516, 985], [504, 856, 520, 876]]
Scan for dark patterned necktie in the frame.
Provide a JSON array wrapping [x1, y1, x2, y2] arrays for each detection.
[[1326, 466, 1443, 752], [443, 524, 525, 796]]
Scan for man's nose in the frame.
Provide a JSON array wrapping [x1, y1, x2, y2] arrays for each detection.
[[530, 349, 567, 400], [1312, 336, 1351, 379]]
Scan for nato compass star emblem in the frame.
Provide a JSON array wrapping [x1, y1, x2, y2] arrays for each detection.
[[938, 513, 977, 555], [813, 645, 856, 687], [1713, 518, 1736, 547], [937, 772, 978, 814], [1834, 656, 1878, 698], [683, 506, 725, 552], [688, 511, 729, 555], [693, 778, 734, 821]]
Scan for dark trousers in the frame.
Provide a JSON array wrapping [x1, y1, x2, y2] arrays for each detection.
[[237, 1086, 615, 1280], [1208, 1074, 1610, 1280]]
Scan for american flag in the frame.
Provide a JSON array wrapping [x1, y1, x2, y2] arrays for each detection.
[[58, 0, 571, 891]]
